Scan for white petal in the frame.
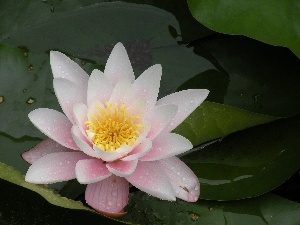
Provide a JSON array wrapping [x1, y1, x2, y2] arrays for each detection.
[[157, 89, 209, 133], [145, 104, 177, 139], [73, 103, 88, 137], [104, 43, 135, 85], [159, 157, 200, 202], [28, 108, 78, 150], [25, 152, 89, 184], [133, 64, 162, 110], [126, 161, 175, 201], [106, 160, 138, 177], [71, 125, 101, 158], [87, 69, 113, 107], [50, 51, 89, 88], [53, 78, 87, 124], [109, 77, 134, 106], [93, 145, 132, 162], [140, 133, 192, 161], [121, 138, 152, 161], [76, 159, 111, 184], [22, 138, 72, 164]]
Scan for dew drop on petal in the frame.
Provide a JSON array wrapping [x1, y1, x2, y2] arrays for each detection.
[[117, 203, 121, 207], [177, 172, 180, 176], [108, 201, 113, 206], [195, 186, 199, 191], [111, 191, 117, 197]]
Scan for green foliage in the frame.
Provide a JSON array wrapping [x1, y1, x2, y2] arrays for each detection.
[[187, 0, 300, 58], [0, 0, 299, 224]]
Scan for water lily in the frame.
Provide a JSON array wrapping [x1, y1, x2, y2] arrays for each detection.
[[22, 43, 209, 216]]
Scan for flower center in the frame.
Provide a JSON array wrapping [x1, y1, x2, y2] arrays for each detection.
[[85, 102, 142, 152]]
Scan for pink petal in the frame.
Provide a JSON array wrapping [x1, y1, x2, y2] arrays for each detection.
[[28, 108, 78, 150], [71, 125, 101, 158], [146, 104, 177, 139], [85, 175, 129, 214], [53, 78, 86, 124], [50, 51, 89, 89], [140, 133, 192, 161], [108, 77, 134, 106], [104, 43, 135, 86], [22, 138, 72, 164], [87, 69, 113, 107], [159, 157, 200, 202], [126, 161, 175, 201], [73, 103, 88, 137], [25, 152, 90, 184], [157, 89, 209, 133], [121, 138, 152, 161], [106, 160, 138, 177], [75, 159, 111, 184], [133, 64, 162, 110], [93, 145, 132, 162], [127, 97, 147, 119]]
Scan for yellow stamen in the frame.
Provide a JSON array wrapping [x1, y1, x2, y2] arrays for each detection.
[[85, 102, 143, 152]]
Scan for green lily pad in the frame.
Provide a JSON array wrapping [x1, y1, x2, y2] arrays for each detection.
[[0, 44, 102, 138], [122, 191, 300, 225], [2, 2, 215, 97], [181, 114, 300, 200], [182, 37, 300, 117], [0, 162, 129, 224], [174, 101, 276, 146], [187, 0, 300, 58]]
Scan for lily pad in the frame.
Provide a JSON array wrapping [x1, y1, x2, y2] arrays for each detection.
[[0, 162, 129, 224], [187, 0, 300, 58], [0, 44, 102, 138], [2, 2, 215, 97], [174, 101, 276, 146], [181, 114, 300, 200], [122, 191, 300, 225], [183, 36, 300, 117]]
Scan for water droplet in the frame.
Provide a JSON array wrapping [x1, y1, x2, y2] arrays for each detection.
[[50, 4, 54, 12], [184, 108, 187, 112], [139, 176, 143, 179], [111, 191, 117, 197], [171, 167, 174, 170], [252, 94, 261, 102], [158, 147, 162, 151], [81, 60, 86, 65], [26, 97, 36, 104], [59, 162, 63, 166], [143, 89, 147, 93], [177, 172, 180, 175], [23, 52, 28, 57], [61, 70, 65, 74], [66, 161, 71, 164], [28, 65, 33, 71], [0, 96, 4, 104], [107, 201, 113, 206], [194, 186, 199, 191], [182, 177, 186, 181], [193, 196, 198, 201], [23, 89, 27, 93], [116, 203, 121, 207]]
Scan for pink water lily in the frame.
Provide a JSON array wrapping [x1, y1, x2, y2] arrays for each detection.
[[22, 43, 209, 216]]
